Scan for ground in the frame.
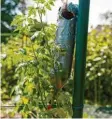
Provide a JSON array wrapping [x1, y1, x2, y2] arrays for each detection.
[[1, 101, 112, 118]]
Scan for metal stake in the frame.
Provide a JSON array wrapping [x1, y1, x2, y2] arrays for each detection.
[[72, 0, 90, 118]]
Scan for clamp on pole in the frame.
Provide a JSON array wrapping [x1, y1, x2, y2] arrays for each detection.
[[72, 104, 84, 109]]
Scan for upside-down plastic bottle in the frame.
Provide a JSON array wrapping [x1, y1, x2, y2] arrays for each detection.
[[54, 2, 79, 90]]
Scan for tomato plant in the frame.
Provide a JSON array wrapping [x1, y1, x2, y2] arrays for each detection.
[[9, 0, 72, 118], [1, 0, 112, 117]]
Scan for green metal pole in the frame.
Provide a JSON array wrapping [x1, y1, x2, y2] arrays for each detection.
[[72, 0, 90, 118]]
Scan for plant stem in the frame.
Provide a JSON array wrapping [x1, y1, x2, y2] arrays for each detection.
[[94, 78, 97, 104]]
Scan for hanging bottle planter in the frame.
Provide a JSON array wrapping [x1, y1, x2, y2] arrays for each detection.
[[54, 2, 79, 89]]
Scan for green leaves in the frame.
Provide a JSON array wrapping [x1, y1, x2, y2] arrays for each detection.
[[45, 3, 52, 10], [85, 25, 112, 105], [2, 0, 64, 117], [11, 15, 25, 30], [34, 0, 54, 11], [8, 0, 62, 117], [19, 48, 27, 55], [34, 0, 45, 4], [28, 7, 37, 16]]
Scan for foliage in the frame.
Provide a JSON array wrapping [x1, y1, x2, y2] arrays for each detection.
[[1, 0, 20, 33], [1, 0, 28, 43], [1, 0, 73, 118], [1, 0, 112, 117], [85, 25, 112, 105], [1, 35, 35, 100]]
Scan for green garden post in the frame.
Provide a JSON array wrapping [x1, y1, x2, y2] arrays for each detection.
[[72, 0, 90, 118]]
